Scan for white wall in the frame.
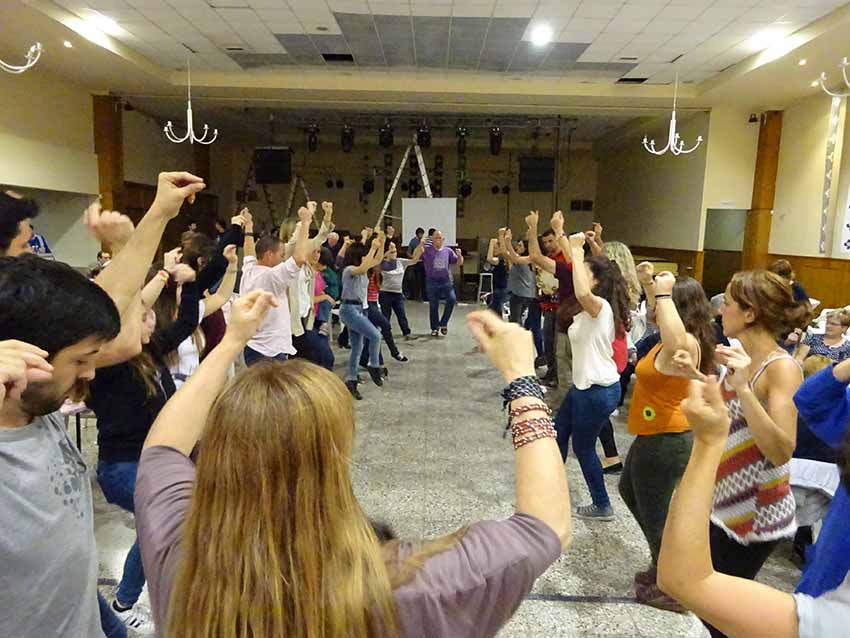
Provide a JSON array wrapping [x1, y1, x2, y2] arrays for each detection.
[[123, 109, 195, 185], [770, 93, 846, 257]]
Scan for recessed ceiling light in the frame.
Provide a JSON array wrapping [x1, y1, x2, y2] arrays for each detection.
[[530, 24, 553, 47], [83, 10, 123, 37], [799, 59, 807, 66], [63, 40, 73, 48], [315, 26, 329, 32], [811, 80, 820, 87]]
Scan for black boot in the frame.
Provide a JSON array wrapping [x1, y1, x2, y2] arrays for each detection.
[[367, 366, 384, 386], [345, 380, 363, 400]]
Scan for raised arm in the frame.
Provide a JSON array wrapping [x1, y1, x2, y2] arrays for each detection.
[[651, 271, 697, 368], [141, 266, 171, 309], [153, 268, 200, 355], [550, 211, 572, 265], [658, 379, 798, 638], [408, 240, 425, 264], [486, 238, 500, 266], [93, 292, 144, 368], [291, 205, 314, 267], [525, 211, 556, 274], [566, 232, 603, 317], [92, 172, 205, 315], [717, 344, 800, 466], [202, 245, 238, 317], [500, 228, 532, 266], [794, 358, 850, 447], [309, 201, 334, 250], [241, 209, 256, 259], [467, 310, 571, 549], [143, 290, 277, 455], [586, 223, 604, 257], [351, 232, 385, 275]]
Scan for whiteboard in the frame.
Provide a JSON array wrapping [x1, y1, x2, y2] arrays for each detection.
[[402, 198, 457, 246]]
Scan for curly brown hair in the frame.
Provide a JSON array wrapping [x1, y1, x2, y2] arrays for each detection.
[[585, 255, 632, 338]]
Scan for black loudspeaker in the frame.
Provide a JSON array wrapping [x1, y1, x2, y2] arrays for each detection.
[[518, 156, 554, 192], [254, 147, 292, 184]]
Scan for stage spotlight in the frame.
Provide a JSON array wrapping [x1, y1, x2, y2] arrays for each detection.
[[489, 126, 502, 155], [459, 181, 472, 198], [379, 120, 394, 148], [362, 177, 375, 194], [325, 179, 334, 189], [307, 125, 319, 152], [336, 179, 344, 189], [456, 126, 468, 153], [501, 185, 511, 195], [491, 185, 500, 195], [341, 125, 354, 152], [417, 121, 431, 148], [401, 181, 409, 192]]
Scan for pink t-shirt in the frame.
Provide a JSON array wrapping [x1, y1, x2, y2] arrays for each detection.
[[313, 271, 326, 316]]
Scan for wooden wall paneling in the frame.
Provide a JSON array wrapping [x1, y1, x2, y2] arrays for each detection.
[[768, 253, 850, 310], [92, 95, 125, 213], [629, 245, 703, 281], [743, 111, 783, 270], [702, 249, 743, 297]]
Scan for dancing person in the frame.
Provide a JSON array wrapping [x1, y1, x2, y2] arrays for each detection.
[[485, 237, 509, 315], [0, 189, 38, 257], [499, 228, 543, 355], [658, 377, 850, 638], [379, 239, 424, 341], [134, 297, 571, 637], [672, 270, 811, 637], [239, 205, 313, 366], [793, 355, 850, 601], [340, 231, 386, 399], [618, 263, 715, 611], [534, 226, 569, 387], [358, 264, 405, 370], [407, 227, 426, 300], [0, 171, 206, 638], [528, 211, 631, 520], [422, 230, 463, 337], [794, 309, 850, 363]]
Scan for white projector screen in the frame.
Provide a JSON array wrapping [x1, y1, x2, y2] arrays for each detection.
[[401, 198, 457, 247]]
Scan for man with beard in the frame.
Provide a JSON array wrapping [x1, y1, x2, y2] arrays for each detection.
[[0, 172, 206, 637]]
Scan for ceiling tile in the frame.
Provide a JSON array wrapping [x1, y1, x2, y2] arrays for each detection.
[[556, 30, 595, 43], [566, 17, 611, 33], [655, 5, 705, 20], [640, 20, 688, 34], [493, 2, 537, 18], [448, 17, 489, 68], [228, 52, 294, 68], [478, 17, 527, 70], [335, 12, 386, 65], [539, 41, 589, 69], [605, 15, 652, 33], [451, 4, 490, 17], [534, 2, 579, 18], [574, 2, 621, 19], [216, 8, 261, 23], [368, 1, 411, 16], [507, 40, 553, 71], [374, 14, 416, 65], [274, 34, 324, 63], [326, 0, 369, 10], [412, 15, 450, 66]]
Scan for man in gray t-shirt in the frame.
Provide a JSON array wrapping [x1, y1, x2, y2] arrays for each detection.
[[0, 412, 102, 637]]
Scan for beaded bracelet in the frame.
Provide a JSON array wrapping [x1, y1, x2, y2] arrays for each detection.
[[512, 417, 556, 432], [501, 375, 544, 410], [157, 270, 170, 284], [509, 403, 552, 420], [513, 425, 557, 450]]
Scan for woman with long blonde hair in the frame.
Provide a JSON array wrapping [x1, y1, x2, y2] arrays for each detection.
[[135, 292, 571, 638]]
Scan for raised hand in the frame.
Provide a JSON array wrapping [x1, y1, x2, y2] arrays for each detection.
[[654, 271, 676, 296], [343, 235, 354, 247], [223, 244, 238, 268], [163, 247, 182, 272], [226, 290, 278, 343], [170, 263, 196, 285], [151, 171, 206, 219], [680, 377, 731, 446], [525, 210, 539, 229], [672, 349, 705, 381], [467, 310, 535, 383], [321, 201, 333, 220], [297, 206, 313, 224], [306, 201, 318, 216], [455, 248, 463, 258], [371, 234, 383, 250], [83, 201, 135, 250], [568, 232, 585, 250], [593, 222, 603, 239], [231, 214, 246, 227], [551, 210, 564, 234], [0, 340, 53, 410], [240, 208, 253, 232], [716, 344, 752, 392], [361, 226, 373, 242], [636, 261, 655, 286], [505, 228, 513, 242]]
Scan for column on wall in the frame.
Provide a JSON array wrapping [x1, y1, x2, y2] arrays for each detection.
[[742, 111, 782, 270], [92, 95, 125, 212]]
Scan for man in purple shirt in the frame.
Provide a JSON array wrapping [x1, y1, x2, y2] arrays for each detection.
[[422, 230, 464, 336]]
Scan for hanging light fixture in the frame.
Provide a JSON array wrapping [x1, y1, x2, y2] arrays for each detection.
[[1, 42, 42, 74], [642, 73, 702, 156], [819, 57, 850, 98], [164, 60, 218, 145]]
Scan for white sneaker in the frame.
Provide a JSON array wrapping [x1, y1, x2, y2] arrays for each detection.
[[113, 602, 155, 635], [611, 408, 620, 417]]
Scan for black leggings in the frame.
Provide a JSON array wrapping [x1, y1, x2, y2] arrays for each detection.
[[359, 302, 397, 365], [702, 524, 779, 637]]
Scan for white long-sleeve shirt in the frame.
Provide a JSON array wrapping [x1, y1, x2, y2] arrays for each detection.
[[240, 256, 300, 356]]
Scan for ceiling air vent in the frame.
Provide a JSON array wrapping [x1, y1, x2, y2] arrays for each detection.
[[669, 54, 684, 63], [619, 56, 638, 61], [322, 53, 354, 63], [225, 46, 245, 51], [616, 77, 648, 84]]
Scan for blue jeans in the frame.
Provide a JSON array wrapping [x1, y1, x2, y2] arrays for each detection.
[[96, 461, 145, 607], [340, 303, 381, 381], [379, 291, 411, 337], [293, 329, 334, 371], [555, 383, 621, 508], [243, 345, 287, 367], [316, 299, 332, 325], [98, 591, 127, 638], [426, 280, 456, 331], [489, 287, 508, 315]]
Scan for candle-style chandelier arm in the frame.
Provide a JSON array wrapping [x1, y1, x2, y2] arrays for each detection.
[[641, 74, 703, 156], [163, 61, 218, 145], [818, 57, 850, 98], [0, 42, 42, 74]]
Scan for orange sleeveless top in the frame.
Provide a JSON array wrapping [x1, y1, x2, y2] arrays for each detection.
[[627, 342, 691, 435]]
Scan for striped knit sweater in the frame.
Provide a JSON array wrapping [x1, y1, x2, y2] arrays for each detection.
[[711, 353, 798, 545]]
